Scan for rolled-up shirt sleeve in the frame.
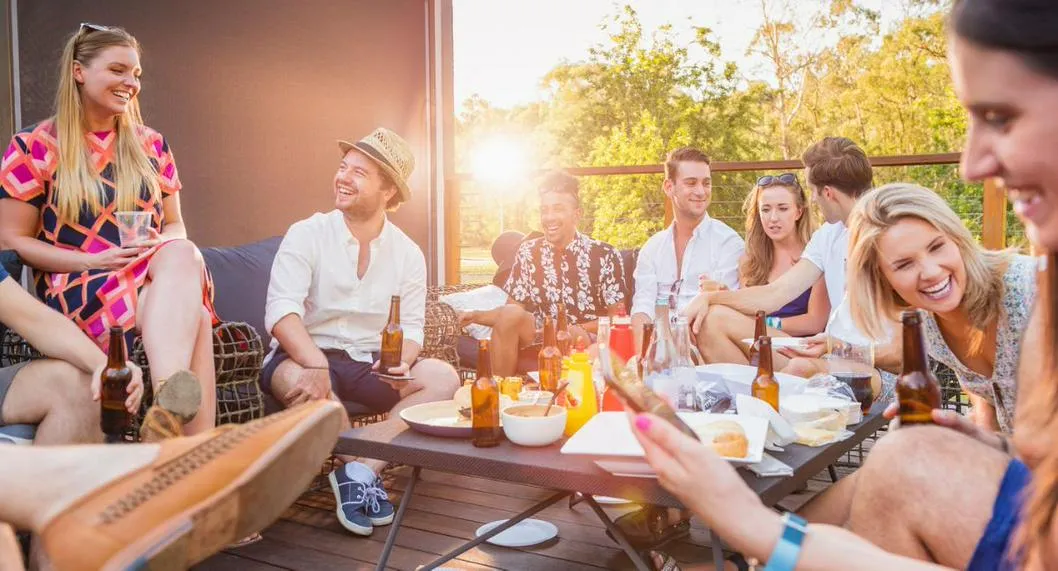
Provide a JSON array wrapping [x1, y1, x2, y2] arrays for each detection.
[[401, 247, 427, 348], [264, 222, 316, 335], [631, 238, 659, 320], [714, 230, 746, 291]]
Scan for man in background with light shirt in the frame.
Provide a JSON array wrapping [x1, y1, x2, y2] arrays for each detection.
[[631, 147, 745, 351], [261, 128, 459, 537]]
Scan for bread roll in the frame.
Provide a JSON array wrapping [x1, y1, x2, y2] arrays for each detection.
[[695, 419, 749, 458]]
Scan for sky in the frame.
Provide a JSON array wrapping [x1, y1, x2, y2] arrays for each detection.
[[453, 0, 919, 111]]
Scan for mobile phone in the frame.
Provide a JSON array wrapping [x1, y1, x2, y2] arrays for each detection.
[[597, 347, 699, 441], [376, 372, 414, 382]]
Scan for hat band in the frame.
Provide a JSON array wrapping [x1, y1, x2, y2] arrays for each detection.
[[353, 141, 400, 178]]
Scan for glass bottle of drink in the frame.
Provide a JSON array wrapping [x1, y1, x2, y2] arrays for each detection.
[[610, 303, 635, 363], [379, 295, 403, 371], [751, 336, 780, 412], [637, 322, 655, 381], [100, 326, 133, 441], [644, 303, 679, 406], [671, 317, 698, 411], [538, 315, 562, 392], [896, 309, 941, 426], [472, 340, 502, 447], [564, 337, 599, 437], [556, 305, 572, 356], [748, 310, 766, 367]]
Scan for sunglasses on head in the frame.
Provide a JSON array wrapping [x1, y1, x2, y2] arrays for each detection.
[[79, 22, 113, 35], [757, 173, 800, 188]]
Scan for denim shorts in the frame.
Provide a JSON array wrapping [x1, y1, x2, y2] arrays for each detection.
[[968, 458, 1031, 571]]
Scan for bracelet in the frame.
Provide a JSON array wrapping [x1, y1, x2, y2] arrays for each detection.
[[765, 316, 782, 330], [763, 512, 808, 571]]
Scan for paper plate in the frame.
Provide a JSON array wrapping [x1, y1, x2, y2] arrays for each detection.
[[400, 399, 513, 438], [475, 519, 559, 547]]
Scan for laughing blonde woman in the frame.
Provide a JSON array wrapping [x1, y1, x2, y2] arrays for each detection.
[[0, 24, 215, 434]]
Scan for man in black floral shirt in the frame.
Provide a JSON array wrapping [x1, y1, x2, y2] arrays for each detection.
[[460, 171, 627, 375]]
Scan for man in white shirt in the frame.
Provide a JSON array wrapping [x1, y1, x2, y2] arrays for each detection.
[[631, 147, 745, 348], [685, 137, 898, 389], [262, 128, 459, 537]]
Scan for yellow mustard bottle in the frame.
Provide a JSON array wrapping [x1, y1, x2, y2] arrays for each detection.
[[564, 341, 599, 437]]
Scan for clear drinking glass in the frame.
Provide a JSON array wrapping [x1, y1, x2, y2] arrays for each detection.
[[115, 211, 153, 246]]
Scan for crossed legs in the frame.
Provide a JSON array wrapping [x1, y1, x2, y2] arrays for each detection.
[[696, 305, 790, 368], [136, 239, 216, 435]]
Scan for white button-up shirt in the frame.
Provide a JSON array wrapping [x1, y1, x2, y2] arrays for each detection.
[[631, 215, 745, 320], [264, 210, 426, 364]]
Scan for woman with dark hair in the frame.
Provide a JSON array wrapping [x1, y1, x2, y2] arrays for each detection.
[[627, 1, 1058, 569]]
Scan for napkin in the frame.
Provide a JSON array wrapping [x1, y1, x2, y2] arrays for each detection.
[[747, 453, 794, 477]]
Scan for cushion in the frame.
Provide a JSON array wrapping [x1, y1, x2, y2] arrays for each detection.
[[201, 237, 282, 349], [439, 285, 508, 340], [0, 423, 35, 445]]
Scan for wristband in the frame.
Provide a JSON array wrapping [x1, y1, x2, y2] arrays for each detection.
[[765, 316, 782, 330], [763, 512, 808, 571]]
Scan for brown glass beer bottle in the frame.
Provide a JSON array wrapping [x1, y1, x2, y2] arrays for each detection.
[[379, 295, 403, 371], [100, 326, 133, 440], [751, 336, 780, 411], [748, 310, 766, 367], [538, 315, 562, 392], [897, 310, 942, 426], [472, 340, 502, 447], [556, 305, 572, 356]]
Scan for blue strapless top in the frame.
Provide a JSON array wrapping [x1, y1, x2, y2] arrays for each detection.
[[770, 287, 812, 319]]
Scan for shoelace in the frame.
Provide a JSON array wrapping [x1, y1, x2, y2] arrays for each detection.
[[341, 481, 389, 513]]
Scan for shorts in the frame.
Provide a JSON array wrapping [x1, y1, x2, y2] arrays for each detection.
[[0, 361, 31, 425], [968, 458, 1031, 571], [260, 348, 401, 413]]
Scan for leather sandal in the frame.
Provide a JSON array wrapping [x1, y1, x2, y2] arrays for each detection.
[[153, 370, 202, 424], [606, 506, 691, 550]]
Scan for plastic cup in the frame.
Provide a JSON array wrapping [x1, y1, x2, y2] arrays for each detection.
[[115, 211, 153, 246]]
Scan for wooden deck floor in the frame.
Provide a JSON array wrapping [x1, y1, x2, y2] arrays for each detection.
[[193, 459, 855, 571]]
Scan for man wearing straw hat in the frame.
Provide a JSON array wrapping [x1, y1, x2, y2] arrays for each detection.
[[262, 127, 460, 536]]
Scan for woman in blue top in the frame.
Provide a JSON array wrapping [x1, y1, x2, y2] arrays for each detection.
[[737, 173, 830, 336]]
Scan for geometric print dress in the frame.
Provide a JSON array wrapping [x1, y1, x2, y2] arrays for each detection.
[[0, 119, 217, 352]]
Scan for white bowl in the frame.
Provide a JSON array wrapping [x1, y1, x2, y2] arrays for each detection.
[[696, 363, 808, 399], [501, 404, 567, 447]]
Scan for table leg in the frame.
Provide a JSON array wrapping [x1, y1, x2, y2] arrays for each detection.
[[417, 491, 570, 571], [581, 496, 654, 571], [708, 528, 725, 570], [828, 464, 839, 483], [374, 466, 421, 571]]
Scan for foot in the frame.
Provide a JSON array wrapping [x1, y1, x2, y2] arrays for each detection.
[[138, 406, 184, 442], [39, 401, 343, 570], [154, 369, 202, 423], [328, 468, 394, 535]]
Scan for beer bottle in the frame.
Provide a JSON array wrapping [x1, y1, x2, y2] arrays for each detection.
[[538, 315, 562, 392], [751, 336, 780, 411], [896, 310, 941, 426], [472, 340, 502, 447], [748, 310, 766, 367], [100, 326, 133, 441], [556, 305, 572, 356], [379, 295, 404, 372], [637, 322, 655, 381]]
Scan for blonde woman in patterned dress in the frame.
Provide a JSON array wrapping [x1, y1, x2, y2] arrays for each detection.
[[0, 24, 215, 435], [845, 182, 1035, 433]]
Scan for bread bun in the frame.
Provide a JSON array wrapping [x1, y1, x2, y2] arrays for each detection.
[[695, 419, 749, 458]]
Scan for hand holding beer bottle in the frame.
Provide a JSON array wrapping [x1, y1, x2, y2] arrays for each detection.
[[379, 295, 404, 374], [97, 326, 146, 442], [895, 310, 942, 426]]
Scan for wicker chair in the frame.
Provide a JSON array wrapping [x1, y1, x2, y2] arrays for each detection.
[[1, 321, 266, 434], [422, 283, 487, 379]]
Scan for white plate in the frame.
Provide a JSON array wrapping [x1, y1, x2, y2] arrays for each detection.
[[740, 337, 808, 349], [475, 519, 559, 547], [560, 412, 769, 477], [399, 399, 509, 438], [696, 363, 808, 399], [526, 371, 540, 383]]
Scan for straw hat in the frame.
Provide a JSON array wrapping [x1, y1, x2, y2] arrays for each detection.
[[337, 128, 414, 203]]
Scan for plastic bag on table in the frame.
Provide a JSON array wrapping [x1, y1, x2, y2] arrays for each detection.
[[694, 372, 733, 413], [806, 373, 858, 402]]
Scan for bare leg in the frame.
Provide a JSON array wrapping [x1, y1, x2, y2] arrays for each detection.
[[846, 425, 1008, 567], [799, 470, 860, 525], [137, 240, 216, 434], [183, 309, 216, 434], [0, 523, 24, 571], [490, 305, 537, 376], [698, 305, 789, 368], [0, 445, 158, 532], [1, 361, 103, 445]]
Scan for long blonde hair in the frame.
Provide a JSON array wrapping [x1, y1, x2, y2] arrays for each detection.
[[739, 181, 814, 287], [846, 183, 1011, 342], [54, 26, 160, 223]]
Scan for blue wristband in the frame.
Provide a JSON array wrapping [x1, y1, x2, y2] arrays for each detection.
[[763, 512, 807, 571], [765, 316, 782, 330]]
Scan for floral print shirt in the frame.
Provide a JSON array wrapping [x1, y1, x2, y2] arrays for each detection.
[[922, 255, 1037, 433], [504, 232, 627, 327]]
